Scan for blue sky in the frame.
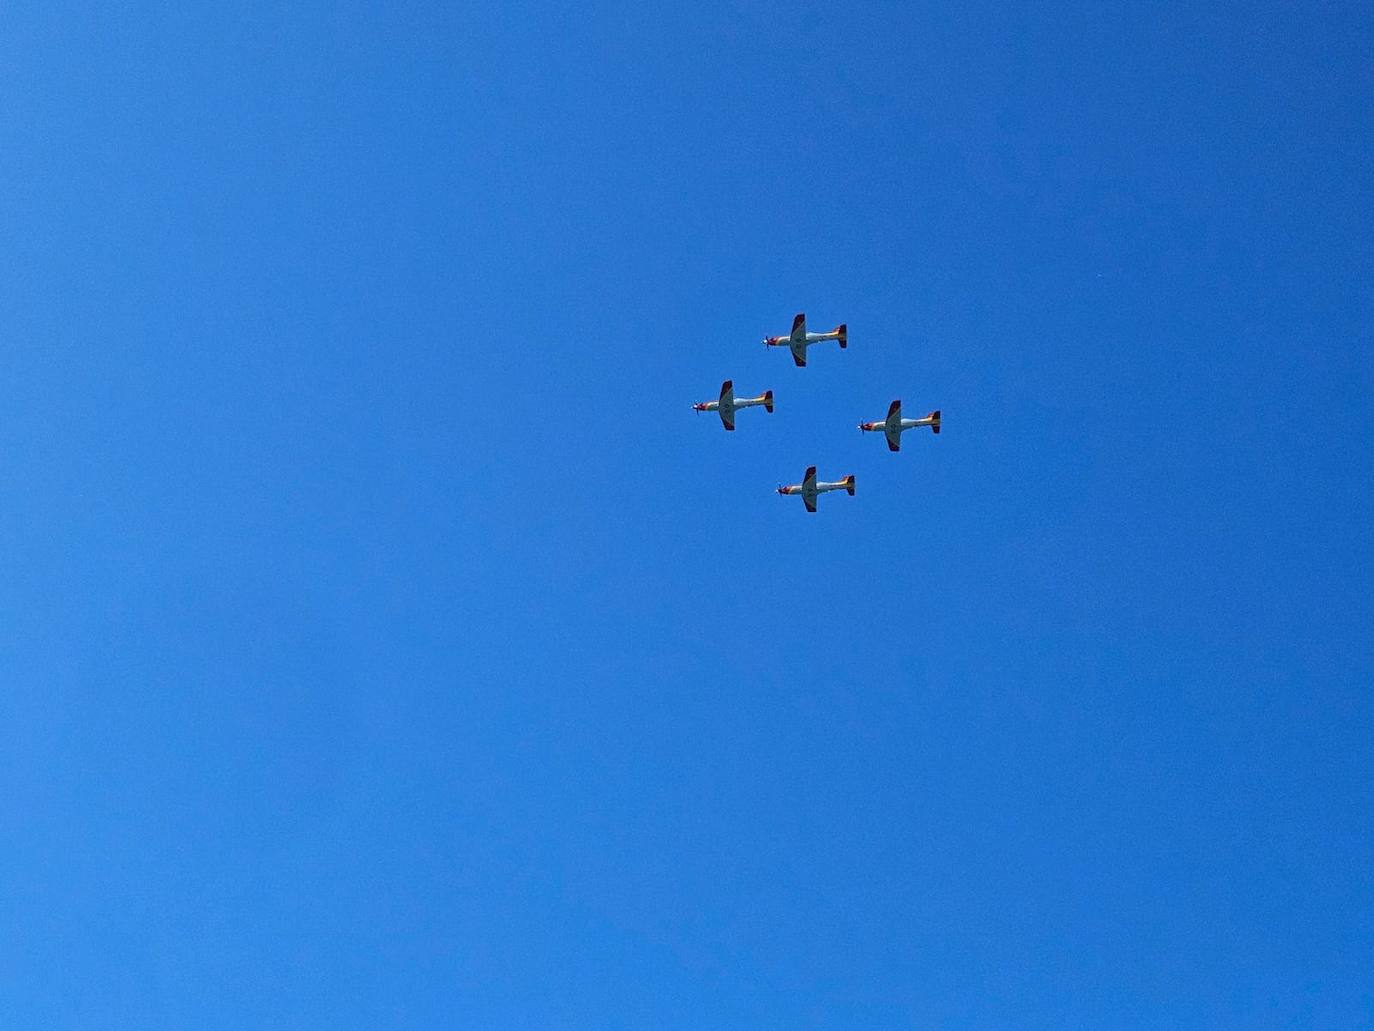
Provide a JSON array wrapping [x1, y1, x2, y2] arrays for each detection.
[[2, 2, 1371, 1027]]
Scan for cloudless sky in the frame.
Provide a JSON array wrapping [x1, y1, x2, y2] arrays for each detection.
[[2, 2, 1371, 1027]]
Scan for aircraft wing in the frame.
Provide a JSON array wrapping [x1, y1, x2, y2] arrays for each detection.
[[791, 341, 807, 367], [804, 493, 817, 513], [719, 379, 735, 428], [885, 400, 902, 452], [790, 312, 806, 343]]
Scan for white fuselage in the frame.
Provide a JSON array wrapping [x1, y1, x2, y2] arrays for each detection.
[[731, 394, 770, 409], [859, 416, 936, 434], [781, 480, 848, 497], [697, 394, 767, 413], [765, 330, 843, 352]]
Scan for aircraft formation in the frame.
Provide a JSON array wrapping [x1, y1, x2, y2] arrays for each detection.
[[693, 311, 942, 512]]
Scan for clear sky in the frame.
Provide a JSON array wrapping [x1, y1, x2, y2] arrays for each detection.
[[2, 2, 1371, 1027]]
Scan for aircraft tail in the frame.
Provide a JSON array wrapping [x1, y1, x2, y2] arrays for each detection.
[[845, 474, 856, 496], [763, 389, 774, 413], [835, 323, 847, 348], [929, 409, 941, 434]]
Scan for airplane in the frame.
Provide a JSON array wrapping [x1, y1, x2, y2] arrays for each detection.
[[777, 466, 855, 513], [763, 312, 847, 367], [859, 400, 941, 451], [692, 379, 773, 431]]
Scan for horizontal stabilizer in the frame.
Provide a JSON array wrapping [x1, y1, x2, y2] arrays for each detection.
[[835, 323, 847, 348], [763, 389, 774, 413], [929, 409, 941, 434], [845, 475, 856, 496]]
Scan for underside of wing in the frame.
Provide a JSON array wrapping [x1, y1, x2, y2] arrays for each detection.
[[791, 342, 807, 367], [885, 399, 902, 450], [719, 407, 735, 431], [790, 312, 806, 342], [804, 493, 817, 513]]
